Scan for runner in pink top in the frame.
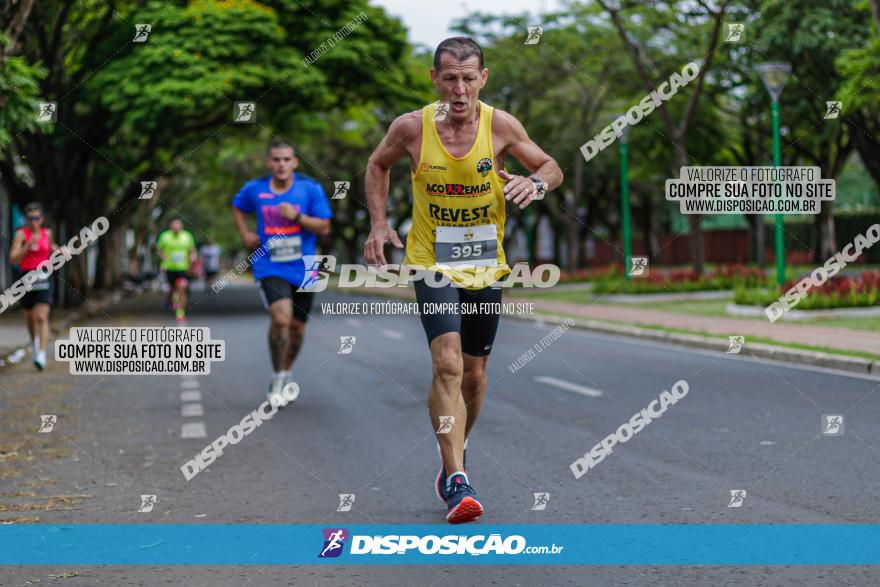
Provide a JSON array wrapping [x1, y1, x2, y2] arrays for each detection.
[[9, 203, 60, 370]]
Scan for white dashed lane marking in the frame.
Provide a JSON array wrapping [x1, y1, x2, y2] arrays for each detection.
[[182, 403, 204, 417], [534, 376, 603, 397], [181, 422, 207, 439], [179, 377, 206, 438], [180, 390, 201, 402]]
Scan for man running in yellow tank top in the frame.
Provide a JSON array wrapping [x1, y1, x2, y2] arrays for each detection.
[[364, 37, 563, 524]]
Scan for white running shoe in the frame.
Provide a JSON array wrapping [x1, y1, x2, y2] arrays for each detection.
[[267, 373, 291, 407], [282, 377, 300, 404]]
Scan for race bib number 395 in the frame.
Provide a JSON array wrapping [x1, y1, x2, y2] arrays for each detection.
[[435, 224, 497, 267], [268, 235, 302, 263]]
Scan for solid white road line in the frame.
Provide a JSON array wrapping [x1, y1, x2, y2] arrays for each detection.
[[180, 379, 199, 389], [181, 422, 206, 439], [181, 403, 204, 417], [534, 376, 603, 397]]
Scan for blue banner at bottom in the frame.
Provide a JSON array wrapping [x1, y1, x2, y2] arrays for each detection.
[[1, 525, 878, 565]]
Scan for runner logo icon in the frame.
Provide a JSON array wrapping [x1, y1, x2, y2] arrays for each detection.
[[133, 24, 151, 42], [36, 102, 57, 123], [139, 181, 157, 200], [629, 257, 648, 277], [824, 101, 842, 119], [332, 181, 350, 200], [298, 255, 336, 292], [822, 414, 844, 436], [524, 27, 543, 45], [319, 528, 348, 558], [437, 416, 455, 434], [234, 102, 256, 123], [38, 414, 57, 433], [531, 492, 550, 511], [726, 336, 745, 354], [728, 490, 746, 508], [338, 336, 356, 354], [337, 494, 356, 512], [725, 23, 745, 43], [138, 494, 157, 513]]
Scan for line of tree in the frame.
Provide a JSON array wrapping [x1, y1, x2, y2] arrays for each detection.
[[2, 0, 880, 305]]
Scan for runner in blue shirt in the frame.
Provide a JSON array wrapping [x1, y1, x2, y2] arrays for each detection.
[[232, 139, 333, 403]]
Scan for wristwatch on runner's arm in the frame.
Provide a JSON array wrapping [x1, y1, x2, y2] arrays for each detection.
[[530, 176, 547, 200]]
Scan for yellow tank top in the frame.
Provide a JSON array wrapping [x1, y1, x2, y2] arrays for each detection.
[[404, 101, 510, 289]]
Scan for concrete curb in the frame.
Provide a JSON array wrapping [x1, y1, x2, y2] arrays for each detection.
[[0, 291, 129, 371], [515, 312, 879, 377]]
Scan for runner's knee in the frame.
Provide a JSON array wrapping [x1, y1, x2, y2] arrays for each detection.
[[288, 319, 305, 336], [272, 313, 292, 330], [433, 346, 463, 383], [462, 366, 487, 391]]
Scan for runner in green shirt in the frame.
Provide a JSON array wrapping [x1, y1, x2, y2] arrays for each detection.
[[156, 219, 197, 323]]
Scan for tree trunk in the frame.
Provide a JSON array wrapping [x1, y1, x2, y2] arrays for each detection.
[[676, 144, 703, 273], [812, 201, 837, 262], [96, 220, 126, 290]]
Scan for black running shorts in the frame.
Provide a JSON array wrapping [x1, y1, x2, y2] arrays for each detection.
[[21, 281, 52, 309], [14, 270, 52, 310], [258, 276, 314, 323], [413, 273, 502, 356], [165, 270, 189, 288]]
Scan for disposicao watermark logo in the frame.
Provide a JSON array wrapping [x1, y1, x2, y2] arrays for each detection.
[[38, 415, 57, 433], [1, 216, 109, 314], [180, 382, 299, 480], [319, 528, 348, 558], [570, 380, 689, 479], [297, 256, 561, 291], [138, 494, 157, 513], [764, 223, 880, 322], [580, 62, 700, 162]]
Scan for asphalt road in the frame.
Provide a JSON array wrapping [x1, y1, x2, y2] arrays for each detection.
[[1, 282, 878, 585]]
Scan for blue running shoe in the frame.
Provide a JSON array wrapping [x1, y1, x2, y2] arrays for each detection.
[[435, 445, 467, 503], [445, 473, 483, 524]]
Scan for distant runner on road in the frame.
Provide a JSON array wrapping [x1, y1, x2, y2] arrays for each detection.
[[9, 203, 62, 370], [199, 238, 221, 290], [364, 37, 563, 523], [156, 219, 197, 323], [232, 139, 333, 404]]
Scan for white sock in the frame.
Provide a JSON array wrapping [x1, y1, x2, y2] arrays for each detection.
[[446, 471, 468, 492], [463, 438, 468, 449]]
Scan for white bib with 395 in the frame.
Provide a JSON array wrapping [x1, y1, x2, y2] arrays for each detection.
[[435, 224, 497, 267]]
